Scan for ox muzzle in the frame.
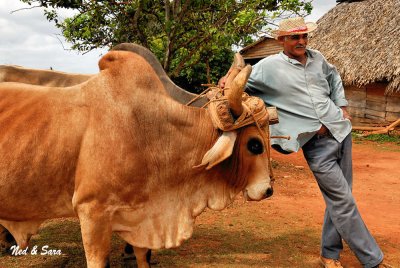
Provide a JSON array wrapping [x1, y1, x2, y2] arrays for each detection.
[[243, 177, 274, 201]]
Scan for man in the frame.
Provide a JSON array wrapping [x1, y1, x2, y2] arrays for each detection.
[[220, 17, 388, 268]]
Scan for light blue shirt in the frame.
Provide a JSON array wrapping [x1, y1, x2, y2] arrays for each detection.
[[247, 49, 352, 152]]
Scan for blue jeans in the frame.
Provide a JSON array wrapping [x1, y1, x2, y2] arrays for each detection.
[[302, 133, 383, 268]]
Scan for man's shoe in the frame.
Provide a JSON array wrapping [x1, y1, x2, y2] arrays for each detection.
[[320, 256, 343, 268]]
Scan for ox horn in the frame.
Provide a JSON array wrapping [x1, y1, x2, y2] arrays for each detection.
[[194, 131, 237, 170], [233, 52, 245, 68], [224, 53, 246, 89], [227, 65, 252, 118]]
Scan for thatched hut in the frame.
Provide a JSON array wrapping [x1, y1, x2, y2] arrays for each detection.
[[309, 0, 400, 124]]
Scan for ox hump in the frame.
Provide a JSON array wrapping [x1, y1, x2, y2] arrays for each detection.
[[98, 51, 142, 71]]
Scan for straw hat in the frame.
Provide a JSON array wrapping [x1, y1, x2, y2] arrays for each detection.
[[271, 17, 317, 39]]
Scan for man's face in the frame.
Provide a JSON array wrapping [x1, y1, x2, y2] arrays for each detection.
[[279, 34, 308, 59]]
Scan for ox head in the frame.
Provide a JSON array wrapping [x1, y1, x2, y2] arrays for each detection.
[[196, 63, 274, 202]]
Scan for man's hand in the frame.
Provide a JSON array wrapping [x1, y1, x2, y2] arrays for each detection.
[[218, 53, 246, 89], [218, 75, 228, 89], [341, 106, 352, 120]]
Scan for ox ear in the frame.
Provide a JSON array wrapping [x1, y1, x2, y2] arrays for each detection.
[[194, 131, 237, 170]]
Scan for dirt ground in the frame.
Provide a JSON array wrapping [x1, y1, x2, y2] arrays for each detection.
[[0, 138, 399, 268], [149, 138, 400, 267], [261, 139, 400, 267]]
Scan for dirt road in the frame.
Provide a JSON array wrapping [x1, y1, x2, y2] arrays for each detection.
[[265, 139, 400, 267]]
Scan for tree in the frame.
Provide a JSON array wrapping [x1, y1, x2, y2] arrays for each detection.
[[20, 0, 312, 92]]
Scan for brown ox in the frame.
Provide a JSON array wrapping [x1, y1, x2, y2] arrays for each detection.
[[0, 65, 92, 87], [0, 50, 273, 268], [0, 44, 207, 262]]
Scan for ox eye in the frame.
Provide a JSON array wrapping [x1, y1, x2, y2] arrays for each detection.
[[247, 138, 264, 155]]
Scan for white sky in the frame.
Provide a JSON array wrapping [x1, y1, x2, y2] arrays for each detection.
[[0, 0, 337, 74]]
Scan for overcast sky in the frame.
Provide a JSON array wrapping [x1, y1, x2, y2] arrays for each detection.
[[0, 0, 337, 74]]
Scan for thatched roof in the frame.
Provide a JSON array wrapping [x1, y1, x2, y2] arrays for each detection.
[[308, 0, 400, 93]]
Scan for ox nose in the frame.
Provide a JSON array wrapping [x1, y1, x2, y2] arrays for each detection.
[[265, 187, 273, 198]]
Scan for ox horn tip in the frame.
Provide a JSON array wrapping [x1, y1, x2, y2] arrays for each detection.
[[227, 64, 252, 117]]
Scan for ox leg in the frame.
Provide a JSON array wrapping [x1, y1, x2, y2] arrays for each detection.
[[122, 243, 136, 264], [0, 220, 42, 249], [76, 206, 112, 268], [123, 243, 154, 267], [0, 225, 16, 254], [133, 247, 151, 268], [146, 249, 152, 264]]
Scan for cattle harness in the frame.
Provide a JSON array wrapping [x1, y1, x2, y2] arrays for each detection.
[[186, 85, 286, 179]]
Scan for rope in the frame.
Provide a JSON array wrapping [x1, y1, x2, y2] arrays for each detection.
[[251, 108, 274, 180], [207, 93, 269, 131], [185, 87, 211, 106], [186, 87, 274, 179]]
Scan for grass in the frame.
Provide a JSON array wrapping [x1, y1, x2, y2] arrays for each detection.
[[150, 215, 321, 268], [352, 132, 400, 146]]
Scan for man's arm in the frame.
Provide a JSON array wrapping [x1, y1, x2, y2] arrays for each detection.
[[327, 64, 348, 106], [325, 60, 351, 120]]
